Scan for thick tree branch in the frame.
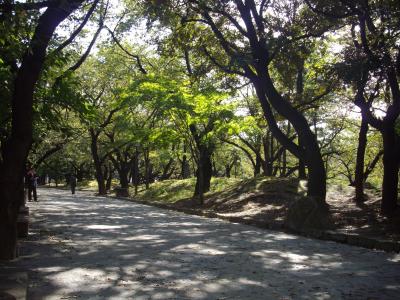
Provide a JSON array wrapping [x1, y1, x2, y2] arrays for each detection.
[[364, 150, 383, 181], [33, 141, 66, 169], [203, 47, 246, 76], [67, 22, 103, 72]]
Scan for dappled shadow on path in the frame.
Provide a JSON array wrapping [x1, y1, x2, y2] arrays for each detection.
[[7, 189, 400, 299]]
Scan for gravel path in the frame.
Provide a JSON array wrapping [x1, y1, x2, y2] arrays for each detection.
[[11, 188, 400, 299]]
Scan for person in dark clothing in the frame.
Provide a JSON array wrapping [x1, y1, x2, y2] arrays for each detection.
[[70, 174, 77, 195], [27, 168, 38, 202]]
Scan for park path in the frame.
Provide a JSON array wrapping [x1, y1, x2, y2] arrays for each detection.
[[9, 188, 400, 299]]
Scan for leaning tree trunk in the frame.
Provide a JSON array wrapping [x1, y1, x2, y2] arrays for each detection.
[[0, 2, 82, 260], [381, 127, 399, 215], [296, 63, 307, 180], [354, 117, 368, 203], [298, 137, 307, 180], [254, 73, 326, 204]]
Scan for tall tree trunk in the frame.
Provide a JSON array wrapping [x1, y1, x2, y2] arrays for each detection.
[[194, 147, 213, 201], [181, 143, 190, 179], [144, 149, 150, 189], [381, 128, 399, 214], [181, 155, 190, 179], [119, 167, 129, 189], [263, 133, 273, 176], [0, 2, 82, 260], [89, 130, 106, 195], [225, 164, 231, 178], [111, 156, 130, 189], [133, 149, 139, 195], [106, 162, 113, 191], [254, 155, 261, 176], [354, 118, 368, 203], [212, 158, 218, 177]]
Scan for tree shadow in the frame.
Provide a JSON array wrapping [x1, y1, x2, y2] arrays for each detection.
[[3, 188, 400, 299]]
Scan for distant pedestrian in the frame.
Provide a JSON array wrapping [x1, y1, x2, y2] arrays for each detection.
[[70, 174, 77, 195], [27, 167, 38, 202]]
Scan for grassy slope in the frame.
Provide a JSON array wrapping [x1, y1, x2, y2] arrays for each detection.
[[134, 177, 243, 203], [134, 176, 305, 222]]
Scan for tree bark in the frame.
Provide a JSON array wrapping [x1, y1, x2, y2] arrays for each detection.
[[109, 152, 131, 189], [381, 128, 399, 214], [133, 149, 139, 195], [105, 162, 113, 191], [298, 136, 307, 180], [181, 154, 190, 179], [254, 155, 261, 176], [194, 146, 213, 200], [89, 130, 106, 195], [262, 133, 274, 176], [280, 122, 291, 177], [354, 118, 368, 203], [143, 149, 151, 189], [119, 168, 129, 189]]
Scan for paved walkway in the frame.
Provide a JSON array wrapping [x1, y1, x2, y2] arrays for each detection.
[[9, 189, 400, 299]]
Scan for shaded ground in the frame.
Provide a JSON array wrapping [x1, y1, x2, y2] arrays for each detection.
[[5, 188, 400, 299], [162, 177, 400, 242]]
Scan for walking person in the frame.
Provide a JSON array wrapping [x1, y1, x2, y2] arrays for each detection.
[[70, 174, 77, 195], [27, 167, 38, 202]]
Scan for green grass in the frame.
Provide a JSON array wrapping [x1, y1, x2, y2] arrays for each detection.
[[133, 177, 243, 203]]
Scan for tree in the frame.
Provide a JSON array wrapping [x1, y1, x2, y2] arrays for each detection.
[[0, 0, 87, 260], [139, 0, 341, 205], [308, 0, 400, 214]]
